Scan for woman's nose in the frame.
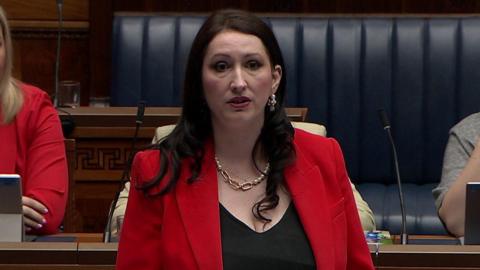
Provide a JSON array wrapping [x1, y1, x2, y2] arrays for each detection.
[[230, 67, 247, 92]]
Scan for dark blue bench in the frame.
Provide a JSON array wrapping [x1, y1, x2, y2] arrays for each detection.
[[111, 13, 480, 235]]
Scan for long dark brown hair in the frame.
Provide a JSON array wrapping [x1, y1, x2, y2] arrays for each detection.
[[139, 9, 295, 223]]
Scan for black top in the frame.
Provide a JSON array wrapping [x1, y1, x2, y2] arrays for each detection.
[[220, 203, 316, 270]]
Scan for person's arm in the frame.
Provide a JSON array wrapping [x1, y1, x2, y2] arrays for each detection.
[[110, 182, 130, 236], [439, 137, 480, 236], [330, 139, 374, 270], [23, 91, 68, 234], [116, 152, 163, 269], [350, 180, 376, 231]]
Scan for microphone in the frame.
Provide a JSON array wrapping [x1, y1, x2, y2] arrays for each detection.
[[53, 0, 64, 107], [121, 100, 146, 182], [136, 100, 146, 124], [52, 0, 76, 137], [103, 101, 146, 243], [377, 109, 408, 245]]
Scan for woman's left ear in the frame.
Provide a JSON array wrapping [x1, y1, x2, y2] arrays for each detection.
[[272, 65, 282, 94]]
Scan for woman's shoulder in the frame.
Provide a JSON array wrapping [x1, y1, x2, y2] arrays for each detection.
[[19, 83, 50, 102], [17, 82, 53, 112], [14, 82, 58, 133], [132, 150, 161, 170], [294, 127, 335, 147], [131, 149, 162, 183], [293, 128, 340, 160]]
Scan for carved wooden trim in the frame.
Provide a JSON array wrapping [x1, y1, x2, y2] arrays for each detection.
[[74, 139, 151, 181], [11, 30, 88, 39], [10, 19, 89, 39], [10, 20, 89, 30]]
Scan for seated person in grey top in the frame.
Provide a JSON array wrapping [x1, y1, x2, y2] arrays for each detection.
[[433, 112, 480, 237]]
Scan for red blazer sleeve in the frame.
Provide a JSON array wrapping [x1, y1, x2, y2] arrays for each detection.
[[116, 151, 164, 269], [330, 138, 374, 269], [21, 86, 68, 234]]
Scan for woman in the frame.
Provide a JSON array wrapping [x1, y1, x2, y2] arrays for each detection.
[[117, 9, 373, 270], [433, 112, 480, 237], [0, 6, 68, 235]]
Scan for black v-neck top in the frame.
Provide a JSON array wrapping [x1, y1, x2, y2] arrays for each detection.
[[220, 203, 316, 270]]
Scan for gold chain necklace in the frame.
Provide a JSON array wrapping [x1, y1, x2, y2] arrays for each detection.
[[214, 156, 270, 191]]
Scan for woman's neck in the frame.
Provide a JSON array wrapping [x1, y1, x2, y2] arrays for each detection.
[[212, 120, 264, 164]]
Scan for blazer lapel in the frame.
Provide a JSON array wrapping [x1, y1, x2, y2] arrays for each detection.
[[175, 141, 223, 270], [285, 151, 335, 270], [0, 121, 17, 173]]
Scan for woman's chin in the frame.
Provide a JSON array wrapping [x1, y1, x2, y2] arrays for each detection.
[[215, 111, 264, 128]]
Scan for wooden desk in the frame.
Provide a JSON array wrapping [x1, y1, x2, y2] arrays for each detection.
[[0, 242, 116, 270], [372, 244, 480, 270], [60, 233, 104, 243], [78, 243, 117, 266], [2, 240, 480, 269], [58, 107, 308, 232], [0, 242, 77, 264]]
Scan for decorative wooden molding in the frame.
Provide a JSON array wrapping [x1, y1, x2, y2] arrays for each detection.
[[11, 30, 88, 40], [75, 142, 150, 181], [10, 20, 89, 30], [77, 147, 128, 171], [10, 20, 89, 39], [1, 0, 89, 21]]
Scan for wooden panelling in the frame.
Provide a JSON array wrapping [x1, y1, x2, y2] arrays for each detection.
[[5, 0, 90, 103], [10, 30, 89, 102], [63, 139, 84, 233], [58, 107, 178, 232], [11, 39, 22, 79], [75, 181, 118, 233], [89, 0, 113, 100], [1, 0, 89, 20]]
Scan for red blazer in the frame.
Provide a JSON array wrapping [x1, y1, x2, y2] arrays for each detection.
[[117, 129, 374, 270], [0, 83, 68, 234]]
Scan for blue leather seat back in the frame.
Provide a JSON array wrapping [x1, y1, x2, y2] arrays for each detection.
[[112, 16, 203, 106], [112, 14, 480, 234]]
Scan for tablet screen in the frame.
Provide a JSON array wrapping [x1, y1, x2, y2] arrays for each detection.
[[0, 174, 22, 214], [465, 182, 480, 245]]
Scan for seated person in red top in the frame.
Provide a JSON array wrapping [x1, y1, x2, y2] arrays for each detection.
[[0, 6, 68, 235], [116, 9, 374, 270]]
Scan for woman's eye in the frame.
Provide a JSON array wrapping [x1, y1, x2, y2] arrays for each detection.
[[214, 62, 229, 72], [246, 60, 261, 70]]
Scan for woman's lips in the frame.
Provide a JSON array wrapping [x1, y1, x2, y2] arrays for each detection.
[[228, 96, 251, 109]]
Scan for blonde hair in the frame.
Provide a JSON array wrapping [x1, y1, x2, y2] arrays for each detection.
[[0, 6, 22, 124]]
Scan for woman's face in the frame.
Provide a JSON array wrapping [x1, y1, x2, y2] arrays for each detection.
[[202, 30, 281, 129], [0, 28, 5, 79]]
